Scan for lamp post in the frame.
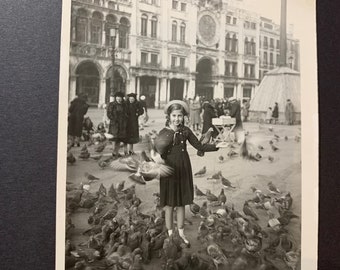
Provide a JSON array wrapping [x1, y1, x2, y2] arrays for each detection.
[[110, 23, 119, 100]]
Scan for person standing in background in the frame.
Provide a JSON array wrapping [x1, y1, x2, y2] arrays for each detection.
[[125, 93, 144, 155], [272, 102, 279, 124], [107, 92, 129, 158], [226, 97, 243, 142], [68, 93, 89, 147], [139, 95, 149, 127], [285, 99, 295, 125], [189, 95, 202, 131], [242, 99, 250, 122]]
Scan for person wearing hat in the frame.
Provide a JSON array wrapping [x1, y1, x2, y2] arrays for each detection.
[[201, 101, 218, 136], [225, 97, 243, 141], [139, 95, 149, 127], [68, 93, 89, 147], [272, 102, 279, 124], [124, 93, 144, 155], [150, 100, 220, 247], [285, 99, 295, 125], [107, 92, 129, 157]]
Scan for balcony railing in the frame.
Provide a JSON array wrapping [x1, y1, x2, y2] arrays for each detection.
[[224, 72, 238, 77], [170, 66, 190, 73], [140, 62, 161, 69]]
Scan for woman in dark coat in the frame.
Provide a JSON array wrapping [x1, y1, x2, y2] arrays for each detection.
[[125, 93, 144, 155], [272, 102, 279, 124], [202, 101, 218, 137], [68, 93, 89, 147], [107, 92, 129, 157], [226, 98, 243, 142], [154, 100, 219, 246]]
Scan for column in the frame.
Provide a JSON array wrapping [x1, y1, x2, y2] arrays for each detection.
[[251, 85, 255, 100], [215, 82, 224, 99], [154, 77, 160, 108], [69, 76, 77, 103], [159, 78, 167, 107], [102, 21, 106, 46], [236, 84, 243, 100], [129, 76, 136, 93], [187, 79, 195, 99], [98, 79, 106, 107], [136, 76, 140, 96], [166, 79, 170, 102]]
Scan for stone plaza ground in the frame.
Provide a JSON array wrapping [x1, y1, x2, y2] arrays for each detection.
[[66, 107, 301, 270]]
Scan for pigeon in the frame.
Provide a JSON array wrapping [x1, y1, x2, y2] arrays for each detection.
[[79, 151, 90, 160], [243, 201, 259, 220], [98, 160, 108, 169], [227, 150, 238, 157], [194, 166, 206, 177], [207, 171, 221, 181], [97, 183, 107, 197], [190, 203, 200, 216], [91, 154, 103, 161], [94, 143, 106, 153], [108, 184, 120, 202], [283, 192, 293, 210], [199, 127, 214, 144], [269, 140, 273, 145], [255, 153, 262, 159], [258, 145, 264, 150], [267, 181, 281, 194], [295, 135, 300, 142], [284, 136, 288, 141], [218, 189, 227, 205], [218, 155, 224, 163], [271, 145, 279, 151], [197, 221, 209, 240], [284, 250, 300, 270], [116, 180, 125, 192], [140, 150, 152, 162], [207, 243, 229, 268], [195, 185, 206, 196], [199, 201, 209, 218], [129, 170, 146, 185], [274, 134, 280, 139], [81, 144, 88, 152], [84, 172, 99, 181], [268, 126, 274, 132], [67, 152, 76, 165], [268, 155, 274, 162], [220, 175, 236, 188], [206, 190, 219, 202]]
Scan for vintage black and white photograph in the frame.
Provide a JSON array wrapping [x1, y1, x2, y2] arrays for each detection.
[[56, 0, 317, 269]]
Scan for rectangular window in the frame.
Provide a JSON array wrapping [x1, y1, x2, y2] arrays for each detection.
[[172, 0, 178, 9], [250, 65, 255, 77], [94, 0, 101, 5], [225, 61, 237, 76], [270, 53, 274, 65], [180, 57, 185, 68], [226, 16, 231, 24], [151, 19, 157, 38], [141, 52, 147, 65], [141, 17, 147, 36], [251, 22, 256, 29], [244, 21, 250, 29], [276, 39, 280, 49], [181, 3, 186, 11], [233, 17, 237, 25], [151, 54, 158, 65], [108, 1, 115, 9], [270, 38, 274, 48], [277, 54, 280, 65], [171, 56, 176, 67], [91, 23, 101, 44], [224, 87, 234, 98], [263, 52, 268, 64], [243, 87, 252, 98], [263, 36, 268, 48], [151, 0, 157, 5]]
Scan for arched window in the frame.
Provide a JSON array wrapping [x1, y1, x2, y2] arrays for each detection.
[[225, 33, 231, 51], [105, 14, 117, 46], [141, 14, 148, 36], [251, 38, 256, 55], [91, 12, 103, 44], [119, 17, 130, 48], [180, 22, 186, 43], [172, 21, 177, 42], [151, 16, 157, 38], [244, 38, 249, 54], [232, 34, 238, 52], [76, 9, 88, 42]]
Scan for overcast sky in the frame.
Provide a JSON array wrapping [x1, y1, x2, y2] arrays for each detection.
[[240, 0, 315, 40]]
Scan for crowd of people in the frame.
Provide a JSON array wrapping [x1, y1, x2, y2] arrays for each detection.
[[67, 93, 296, 151]]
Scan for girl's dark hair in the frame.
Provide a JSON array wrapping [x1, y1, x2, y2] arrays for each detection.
[[165, 103, 187, 127]]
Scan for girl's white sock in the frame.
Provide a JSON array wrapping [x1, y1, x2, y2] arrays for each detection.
[[168, 229, 173, 236], [178, 228, 189, 244]]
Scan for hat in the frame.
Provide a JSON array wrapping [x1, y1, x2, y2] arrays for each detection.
[[114, 92, 125, 98], [228, 97, 236, 102], [163, 100, 189, 115], [140, 95, 146, 101], [127, 93, 137, 98]]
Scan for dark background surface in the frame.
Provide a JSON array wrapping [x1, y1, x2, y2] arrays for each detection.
[[0, 0, 338, 269]]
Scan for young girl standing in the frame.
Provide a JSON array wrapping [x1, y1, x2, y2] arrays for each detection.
[[154, 100, 219, 246]]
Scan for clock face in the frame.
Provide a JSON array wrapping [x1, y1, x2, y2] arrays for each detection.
[[197, 13, 219, 47], [199, 15, 216, 41]]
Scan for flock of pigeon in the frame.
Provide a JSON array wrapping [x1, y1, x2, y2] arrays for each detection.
[[65, 125, 301, 270]]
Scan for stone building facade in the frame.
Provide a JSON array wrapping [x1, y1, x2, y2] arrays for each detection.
[[69, 0, 299, 108]]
